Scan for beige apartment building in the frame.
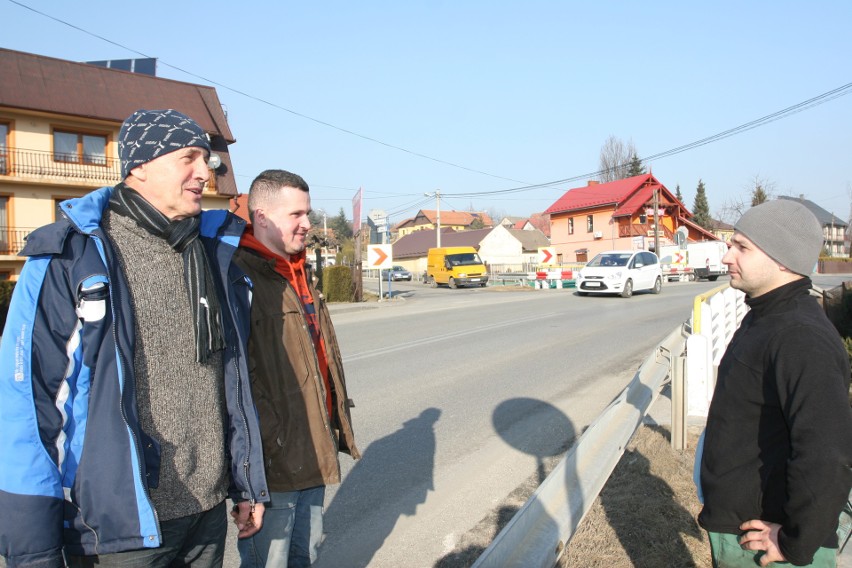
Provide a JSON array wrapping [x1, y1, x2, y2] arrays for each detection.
[[0, 48, 240, 280]]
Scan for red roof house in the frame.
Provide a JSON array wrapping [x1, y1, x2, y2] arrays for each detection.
[[545, 174, 717, 262]]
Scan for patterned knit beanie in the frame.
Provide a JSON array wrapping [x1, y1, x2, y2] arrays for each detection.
[[734, 199, 824, 276], [119, 109, 210, 178]]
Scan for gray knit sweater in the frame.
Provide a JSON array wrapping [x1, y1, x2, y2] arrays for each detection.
[[103, 210, 230, 521]]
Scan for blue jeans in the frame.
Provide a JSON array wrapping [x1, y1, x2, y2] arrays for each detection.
[[68, 500, 227, 567], [238, 486, 325, 568]]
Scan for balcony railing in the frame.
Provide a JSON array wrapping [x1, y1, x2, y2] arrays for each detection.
[[0, 147, 218, 192], [0, 226, 37, 256], [0, 147, 122, 184]]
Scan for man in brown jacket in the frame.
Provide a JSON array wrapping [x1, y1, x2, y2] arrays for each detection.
[[232, 169, 360, 568]]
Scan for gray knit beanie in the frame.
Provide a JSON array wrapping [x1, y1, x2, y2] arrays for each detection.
[[734, 199, 824, 275], [119, 109, 210, 178]]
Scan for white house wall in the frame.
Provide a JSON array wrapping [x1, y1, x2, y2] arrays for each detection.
[[478, 225, 526, 270]]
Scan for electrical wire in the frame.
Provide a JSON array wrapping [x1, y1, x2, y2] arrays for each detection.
[[445, 81, 852, 198], [8, 0, 851, 202], [7, 0, 531, 186]]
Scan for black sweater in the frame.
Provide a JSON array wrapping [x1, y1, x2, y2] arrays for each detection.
[[698, 278, 852, 566]]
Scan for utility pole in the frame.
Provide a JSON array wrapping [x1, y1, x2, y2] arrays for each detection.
[[653, 187, 660, 255], [425, 190, 442, 247]]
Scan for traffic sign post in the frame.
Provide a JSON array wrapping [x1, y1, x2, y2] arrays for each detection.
[[368, 245, 393, 298], [538, 246, 556, 267]]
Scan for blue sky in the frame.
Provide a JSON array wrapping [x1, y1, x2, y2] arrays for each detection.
[[3, 1, 851, 227]]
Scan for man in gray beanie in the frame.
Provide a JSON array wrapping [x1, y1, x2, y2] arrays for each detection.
[[0, 109, 268, 567], [697, 199, 852, 567]]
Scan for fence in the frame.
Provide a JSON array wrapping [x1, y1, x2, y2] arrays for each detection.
[[0, 147, 121, 183]]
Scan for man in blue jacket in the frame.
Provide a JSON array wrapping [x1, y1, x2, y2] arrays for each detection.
[[0, 109, 268, 567]]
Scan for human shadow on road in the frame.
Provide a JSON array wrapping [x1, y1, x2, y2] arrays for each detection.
[[316, 408, 441, 568], [435, 397, 577, 567]]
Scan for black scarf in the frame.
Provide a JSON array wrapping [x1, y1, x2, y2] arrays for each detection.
[[109, 183, 226, 362]]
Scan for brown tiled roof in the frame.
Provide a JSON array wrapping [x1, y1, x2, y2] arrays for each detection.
[[0, 48, 239, 195], [392, 228, 492, 259], [508, 228, 550, 252]]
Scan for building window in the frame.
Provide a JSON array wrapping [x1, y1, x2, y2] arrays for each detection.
[[586, 215, 594, 233], [0, 122, 8, 175], [53, 130, 107, 165], [568, 217, 574, 235]]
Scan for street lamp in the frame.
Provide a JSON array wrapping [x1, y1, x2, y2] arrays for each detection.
[[425, 190, 441, 247]]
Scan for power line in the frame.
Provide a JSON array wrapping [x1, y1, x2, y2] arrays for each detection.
[[444, 81, 852, 199], [7, 0, 530, 186], [8, 0, 852, 202]]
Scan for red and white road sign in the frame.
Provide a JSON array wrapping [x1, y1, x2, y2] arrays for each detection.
[[367, 244, 393, 269], [538, 246, 556, 266]]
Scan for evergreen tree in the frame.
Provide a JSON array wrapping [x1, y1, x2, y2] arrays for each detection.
[[751, 184, 769, 206], [692, 179, 713, 229], [675, 184, 683, 202], [308, 210, 323, 228], [329, 207, 353, 240], [627, 153, 646, 177]]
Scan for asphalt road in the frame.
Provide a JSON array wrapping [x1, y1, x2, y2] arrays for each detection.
[[305, 278, 723, 567]]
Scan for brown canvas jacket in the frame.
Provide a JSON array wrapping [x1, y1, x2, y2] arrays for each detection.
[[233, 247, 360, 493]]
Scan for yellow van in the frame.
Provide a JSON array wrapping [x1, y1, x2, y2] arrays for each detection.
[[426, 246, 489, 288]]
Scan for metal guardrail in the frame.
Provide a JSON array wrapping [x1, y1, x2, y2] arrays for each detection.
[[472, 325, 688, 568]]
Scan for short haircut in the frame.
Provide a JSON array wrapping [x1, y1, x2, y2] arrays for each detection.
[[247, 169, 310, 224]]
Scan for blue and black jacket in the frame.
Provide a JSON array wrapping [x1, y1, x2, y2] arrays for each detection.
[[0, 187, 269, 567]]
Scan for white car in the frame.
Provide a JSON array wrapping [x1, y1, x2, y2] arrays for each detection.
[[576, 250, 663, 298]]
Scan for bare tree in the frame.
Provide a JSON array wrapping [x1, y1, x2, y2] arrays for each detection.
[[716, 174, 778, 224], [598, 136, 638, 182]]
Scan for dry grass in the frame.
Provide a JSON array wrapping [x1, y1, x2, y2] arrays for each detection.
[[435, 424, 710, 568], [559, 424, 710, 568]]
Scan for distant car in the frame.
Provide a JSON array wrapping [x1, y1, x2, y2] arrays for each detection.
[[381, 265, 412, 281], [576, 250, 662, 298]]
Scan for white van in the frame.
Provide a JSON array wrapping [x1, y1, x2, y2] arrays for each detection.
[[576, 250, 663, 298]]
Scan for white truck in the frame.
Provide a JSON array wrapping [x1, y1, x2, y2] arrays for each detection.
[[658, 241, 728, 282], [658, 244, 694, 282], [688, 241, 728, 281]]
